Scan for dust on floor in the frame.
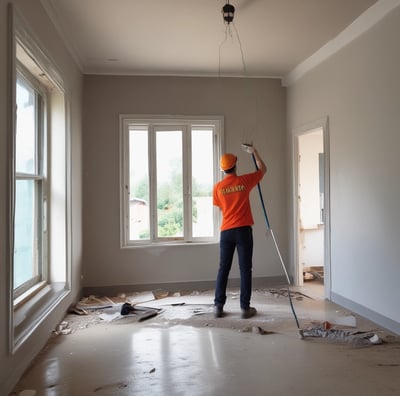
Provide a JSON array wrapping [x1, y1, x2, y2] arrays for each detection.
[[56, 287, 398, 346]]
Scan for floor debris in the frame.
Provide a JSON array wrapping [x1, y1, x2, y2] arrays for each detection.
[[59, 287, 396, 347], [267, 288, 312, 301], [126, 291, 157, 305], [76, 295, 115, 310], [241, 326, 276, 335], [13, 284, 400, 396], [69, 306, 88, 315], [302, 323, 383, 345], [53, 321, 72, 335], [99, 304, 160, 322]]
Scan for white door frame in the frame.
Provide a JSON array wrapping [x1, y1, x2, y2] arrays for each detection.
[[292, 117, 331, 299]]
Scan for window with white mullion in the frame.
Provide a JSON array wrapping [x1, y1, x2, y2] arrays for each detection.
[[154, 126, 184, 241], [120, 115, 223, 246], [14, 73, 47, 297], [182, 125, 192, 242], [191, 125, 216, 240], [148, 125, 156, 242], [11, 7, 70, 351], [125, 123, 150, 243]]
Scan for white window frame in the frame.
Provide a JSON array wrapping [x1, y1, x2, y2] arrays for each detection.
[[120, 115, 224, 247], [13, 66, 48, 299], [8, 5, 72, 352]]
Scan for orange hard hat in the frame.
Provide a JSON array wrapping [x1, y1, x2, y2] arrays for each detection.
[[220, 153, 237, 171]]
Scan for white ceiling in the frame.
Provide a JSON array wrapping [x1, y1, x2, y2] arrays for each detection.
[[41, 0, 379, 79]]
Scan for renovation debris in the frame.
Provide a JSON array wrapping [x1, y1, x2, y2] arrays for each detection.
[[126, 291, 156, 305], [192, 308, 207, 316], [241, 326, 275, 335], [322, 321, 332, 330], [123, 305, 160, 321], [303, 272, 315, 281], [134, 307, 159, 321], [136, 293, 214, 308], [69, 306, 88, 316], [302, 323, 383, 345], [76, 295, 115, 310], [99, 311, 120, 322], [268, 288, 312, 301], [71, 291, 158, 315], [153, 290, 169, 299], [369, 334, 383, 345], [55, 288, 400, 345], [98, 303, 160, 322], [54, 321, 72, 335], [121, 302, 136, 315], [303, 266, 324, 281]]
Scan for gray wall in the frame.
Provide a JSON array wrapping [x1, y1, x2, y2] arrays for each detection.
[[82, 76, 287, 291], [0, 1, 83, 394], [287, 6, 400, 332]]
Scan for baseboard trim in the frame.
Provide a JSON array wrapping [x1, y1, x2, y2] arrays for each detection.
[[82, 276, 287, 298], [331, 291, 400, 335]]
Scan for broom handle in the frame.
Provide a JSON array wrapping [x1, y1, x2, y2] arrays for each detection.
[[250, 151, 301, 331], [251, 153, 270, 229]]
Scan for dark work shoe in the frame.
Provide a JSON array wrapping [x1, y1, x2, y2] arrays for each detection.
[[241, 307, 257, 319], [214, 305, 224, 318]]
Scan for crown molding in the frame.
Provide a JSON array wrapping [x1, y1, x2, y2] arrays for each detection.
[[283, 0, 400, 87], [40, 0, 84, 72]]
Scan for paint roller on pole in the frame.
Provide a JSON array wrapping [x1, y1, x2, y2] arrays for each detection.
[[241, 143, 303, 338]]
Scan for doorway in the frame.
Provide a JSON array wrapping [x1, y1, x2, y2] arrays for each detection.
[[293, 119, 330, 299]]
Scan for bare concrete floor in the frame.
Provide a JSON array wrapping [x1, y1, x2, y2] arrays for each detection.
[[11, 282, 400, 395]]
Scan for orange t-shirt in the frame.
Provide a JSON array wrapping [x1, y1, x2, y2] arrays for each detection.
[[213, 169, 264, 231]]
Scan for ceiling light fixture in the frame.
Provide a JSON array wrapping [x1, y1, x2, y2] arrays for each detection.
[[222, 1, 235, 24], [219, 1, 246, 76]]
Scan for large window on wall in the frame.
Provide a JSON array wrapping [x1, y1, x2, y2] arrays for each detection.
[[10, 7, 71, 350], [14, 69, 47, 298], [120, 116, 223, 246]]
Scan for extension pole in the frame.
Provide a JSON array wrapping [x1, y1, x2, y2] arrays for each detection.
[[249, 151, 302, 336]]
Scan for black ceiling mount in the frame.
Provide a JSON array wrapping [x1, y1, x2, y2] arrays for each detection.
[[222, 2, 235, 24]]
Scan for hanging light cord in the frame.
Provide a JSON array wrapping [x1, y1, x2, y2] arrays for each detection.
[[232, 22, 247, 77], [218, 26, 227, 77], [218, 22, 247, 78]]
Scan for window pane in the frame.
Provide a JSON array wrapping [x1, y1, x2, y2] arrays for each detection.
[[156, 131, 183, 238], [192, 129, 214, 237], [14, 179, 38, 289], [129, 128, 150, 240], [16, 78, 36, 174]]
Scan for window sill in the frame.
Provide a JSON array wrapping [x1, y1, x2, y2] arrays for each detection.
[[12, 282, 69, 352], [13, 280, 48, 310], [122, 240, 219, 249]]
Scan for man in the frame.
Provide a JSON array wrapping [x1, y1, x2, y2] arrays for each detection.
[[213, 145, 267, 319]]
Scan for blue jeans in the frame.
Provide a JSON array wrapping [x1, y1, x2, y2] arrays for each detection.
[[214, 226, 253, 310]]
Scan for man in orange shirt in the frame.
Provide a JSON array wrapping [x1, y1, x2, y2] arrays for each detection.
[[213, 145, 267, 319]]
